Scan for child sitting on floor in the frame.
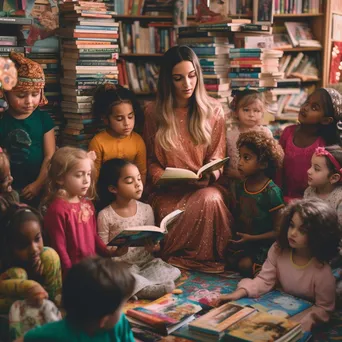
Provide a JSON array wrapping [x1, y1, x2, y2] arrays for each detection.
[[226, 89, 273, 180], [219, 198, 340, 332], [15, 257, 136, 342], [227, 131, 284, 277], [0, 201, 62, 314], [97, 158, 181, 299], [88, 84, 146, 183]]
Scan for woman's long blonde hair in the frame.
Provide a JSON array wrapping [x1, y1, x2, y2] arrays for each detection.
[[43, 146, 96, 206], [155, 46, 215, 151]]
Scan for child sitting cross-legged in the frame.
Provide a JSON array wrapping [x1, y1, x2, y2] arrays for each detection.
[[15, 257, 136, 342], [227, 131, 285, 277], [219, 198, 341, 332], [97, 158, 181, 299]]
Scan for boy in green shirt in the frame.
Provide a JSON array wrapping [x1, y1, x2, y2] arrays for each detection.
[[15, 257, 136, 342]]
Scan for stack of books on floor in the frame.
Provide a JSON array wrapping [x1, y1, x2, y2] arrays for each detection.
[[228, 48, 284, 90], [25, 46, 63, 144], [58, 0, 119, 149], [118, 59, 158, 93]]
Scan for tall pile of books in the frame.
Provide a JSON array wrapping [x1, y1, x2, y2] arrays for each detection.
[[59, 0, 119, 150], [0, 36, 24, 57]]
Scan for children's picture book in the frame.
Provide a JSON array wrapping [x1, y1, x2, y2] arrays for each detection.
[[157, 157, 230, 184], [189, 303, 256, 337], [107, 209, 184, 247], [232, 290, 312, 318], [126, 293, 203, 335], [224, 311, 302, 342]]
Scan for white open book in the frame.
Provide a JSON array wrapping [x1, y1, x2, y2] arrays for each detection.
[[157, 157, 229, 184], [107, 209, 184, 247]]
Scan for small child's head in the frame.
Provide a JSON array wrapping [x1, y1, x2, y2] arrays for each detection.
[[232, 90, 265, 128], [0, 149, 13, 194], [63, 257, 135, 330], [237, 131, 284, 179], [5, 52, 47, 117], [307, 145, 342, 189], [0, 201, 44, 269], [278, 198, 340, 263], [45, 147, 96, 204], [93, 84, 144, 136], [97, 158, 143, 211], [299, 88, 342, 145]]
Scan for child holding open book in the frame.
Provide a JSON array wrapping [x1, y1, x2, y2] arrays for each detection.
[[219, 198, 340, 332], [97, 158, 181, 299]]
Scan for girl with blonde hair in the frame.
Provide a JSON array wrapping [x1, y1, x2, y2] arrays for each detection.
[[43, 147, 124, 276], [143, 45, 232, 273]]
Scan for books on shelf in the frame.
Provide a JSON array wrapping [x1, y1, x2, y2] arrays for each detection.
[[157, 157, 230, 184], [284, 22, 321, 48], [274, 0, 322, 14], [107, 209, 184, 247], [126, 293, 202, 335]]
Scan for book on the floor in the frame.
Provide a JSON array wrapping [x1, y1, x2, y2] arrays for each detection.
[[189, 303, 256, 337], [224, 311, 303, 342], [126, 293, 203, 335], [232, 290, 313, 318], [107, 209, 184, 247], [157, 157, 230, 184]]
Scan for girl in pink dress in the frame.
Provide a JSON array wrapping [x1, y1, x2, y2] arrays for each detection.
[[277, 88, 342, 202], [218, 198, 340, 332], [143, 46, 232, 273]]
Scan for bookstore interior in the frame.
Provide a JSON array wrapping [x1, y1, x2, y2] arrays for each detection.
[[1, 0, 342, 341]]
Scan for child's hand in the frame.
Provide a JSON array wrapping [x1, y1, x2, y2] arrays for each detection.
[[230, 232, 254, 244], [216, 289, 248, 306], [32, 256, 44, 277], [110, 245, 129, 257], [22, 181, 41, 200], [144, 239, 160, 253], [27, 284, 48, 307]]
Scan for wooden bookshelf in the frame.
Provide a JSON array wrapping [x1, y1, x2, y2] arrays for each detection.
[[278, 47, 323, 52], [274, 13, 324, 17]]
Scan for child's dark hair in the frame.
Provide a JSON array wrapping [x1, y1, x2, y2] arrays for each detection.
[[97, 158, 133, 211], [0, 200, 43, 268], [320, 145, 342, 177], [308, 89, 336, 145], [93, 84, 144, 134], [278, 198, 340, 263], [62, 257, 135, 326], [237, 131, 284, 178]]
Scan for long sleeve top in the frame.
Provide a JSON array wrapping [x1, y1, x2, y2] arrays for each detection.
[[237, 243, 336, 332], [44, 198, 110, 274]]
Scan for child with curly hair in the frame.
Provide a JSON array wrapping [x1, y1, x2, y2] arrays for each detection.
[[219, 198, 340, 332], [228, 131, 285, 277]]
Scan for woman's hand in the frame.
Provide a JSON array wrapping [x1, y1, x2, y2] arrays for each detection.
[[21, 181, 42, 200], [27, 284, 48, 307], [230, 232, 254, 244], [144, 239, 160, 253], [216, 289, 248, 306]]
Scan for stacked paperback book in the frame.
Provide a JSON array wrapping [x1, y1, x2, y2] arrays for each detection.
[[59, 0, 119, 149]]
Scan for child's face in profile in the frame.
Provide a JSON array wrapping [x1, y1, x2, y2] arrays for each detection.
[[6, 89, 41, 117], [307, 154, 334, 188], [298, 91, 327, 125], [0, 157, 13, 194], [237, 100, 263, 129], [106, 102, 135, 138], [237, 145, 263, 178], [13, 219, 43, 267]]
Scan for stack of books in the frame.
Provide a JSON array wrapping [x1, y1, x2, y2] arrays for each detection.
[[25, 46, 63, 144], [0, 37, 24, 57], [228, 48, 284, 90], [58, 0, 119, 149]]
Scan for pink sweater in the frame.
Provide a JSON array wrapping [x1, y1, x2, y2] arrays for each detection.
[[44, 197, 109, 274], [237, 243, 335, 332]]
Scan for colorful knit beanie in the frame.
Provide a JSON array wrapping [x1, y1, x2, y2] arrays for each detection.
[[9, 51, 48, 106]]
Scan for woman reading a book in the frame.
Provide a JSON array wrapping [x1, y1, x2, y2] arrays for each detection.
[[143, 45, 232, 273]]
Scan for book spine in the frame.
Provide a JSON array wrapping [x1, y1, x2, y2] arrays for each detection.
[[228, 72, 259, 78]]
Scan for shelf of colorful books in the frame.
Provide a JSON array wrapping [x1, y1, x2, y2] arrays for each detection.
[[279, 47, 323, 52], [121, 53, 164, 57], [274, 13, 324, 17]]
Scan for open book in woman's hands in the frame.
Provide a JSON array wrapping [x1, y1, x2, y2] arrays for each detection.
[[107, 209, 184, 247], [157, 157, 230, 185]]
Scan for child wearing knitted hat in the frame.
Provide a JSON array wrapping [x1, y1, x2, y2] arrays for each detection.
[[0, 52, 55, 206]]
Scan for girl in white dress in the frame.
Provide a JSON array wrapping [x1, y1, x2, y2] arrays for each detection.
[[97, 158, 181, 299]]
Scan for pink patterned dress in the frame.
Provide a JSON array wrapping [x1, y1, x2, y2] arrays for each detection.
[[143, 101, 233, 273], [277, 125, 325, 201]]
